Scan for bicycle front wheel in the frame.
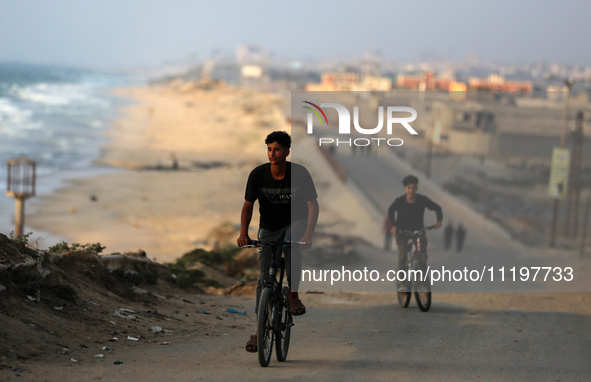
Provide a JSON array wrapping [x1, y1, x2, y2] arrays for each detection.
[[257, 288, 274, 367], [276, 286, 292, 362], [397, 291, 411, 308]]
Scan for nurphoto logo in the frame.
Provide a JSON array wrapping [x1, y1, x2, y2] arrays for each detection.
[[303, 101, 418, 147]]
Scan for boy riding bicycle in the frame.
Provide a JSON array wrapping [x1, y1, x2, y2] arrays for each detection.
[[387, 175, 443, 293], [237, 131, 319, 353]]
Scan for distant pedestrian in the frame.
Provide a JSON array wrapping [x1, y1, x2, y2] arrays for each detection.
[[444, 221, 454, 251], [383, 216, 393, 251], [455, 223, 466, 253]]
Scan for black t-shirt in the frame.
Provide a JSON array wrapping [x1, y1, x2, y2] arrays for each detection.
[[387, 194, 443, 231], [245, 162, 318, 231]]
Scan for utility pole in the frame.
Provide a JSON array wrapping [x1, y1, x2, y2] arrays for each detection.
[[416, 76, 433, 178], [565, 111, 584, 237], [549, 79, 573, 247], [426, 132, 433, 178], [580, 193, 591, 257]]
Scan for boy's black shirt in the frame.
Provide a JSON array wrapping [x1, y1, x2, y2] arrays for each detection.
[[245, 162, 317, 231], [388, 194, 443, 231]]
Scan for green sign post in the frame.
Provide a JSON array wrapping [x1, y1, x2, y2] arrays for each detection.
[[548, 147, 570, 200]]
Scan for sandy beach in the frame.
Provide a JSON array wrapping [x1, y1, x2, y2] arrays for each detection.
[[25, 83, 378, 264]]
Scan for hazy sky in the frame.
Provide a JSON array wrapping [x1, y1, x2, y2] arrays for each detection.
[[1, 0, 589, 68]]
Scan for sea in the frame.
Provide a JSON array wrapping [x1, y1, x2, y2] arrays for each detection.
[[0, 62, 144, 237]]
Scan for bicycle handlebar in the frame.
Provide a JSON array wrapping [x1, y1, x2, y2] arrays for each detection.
[[397, 225, 437, 237], [240, 240, 307, 248]]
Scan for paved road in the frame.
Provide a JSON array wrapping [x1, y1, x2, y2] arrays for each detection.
[[301, 139, 590, 294]]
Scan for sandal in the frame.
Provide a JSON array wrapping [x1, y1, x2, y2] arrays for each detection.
[[289, 297, 306, 316], [245, 335, 257, 353]]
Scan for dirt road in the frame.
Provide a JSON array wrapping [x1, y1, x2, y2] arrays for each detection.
[[5, 291, 589, 382]]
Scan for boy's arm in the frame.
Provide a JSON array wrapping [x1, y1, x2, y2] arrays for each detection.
[[387, 201, 398, 235], [237, 200, 254, 247], [299, 199, 319, 249], [425, 197, 443, 228]]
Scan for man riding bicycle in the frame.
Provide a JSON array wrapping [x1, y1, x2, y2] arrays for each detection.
[[387, 175, 442, 293], [237, 131, 319, 353]]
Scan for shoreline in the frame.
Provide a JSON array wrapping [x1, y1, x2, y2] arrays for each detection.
[[24, 83, 271, 261]]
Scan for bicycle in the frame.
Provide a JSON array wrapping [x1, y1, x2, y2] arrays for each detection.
[[241, 240, 304, 367], [396, 225, 436, 312]]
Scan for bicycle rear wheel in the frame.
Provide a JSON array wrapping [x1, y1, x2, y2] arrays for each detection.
[[257, 288, 274, 367], [275, 286, 292, 362], [414, 278, 431, 312]]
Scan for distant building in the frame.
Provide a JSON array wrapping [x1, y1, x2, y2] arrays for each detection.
[[241, 64, 267, 89], [235, 45, 270, 89], [396, 71, 463, 92], [236, 45, 269, 65], [429, 96, 591, 159], [306, 72, 360, 91], [429, 100, 498, 155], [395, 72, 531, 96], [467, 74, 532, 93], [353, 75, 392, 91], [547, 85, 589, 106]]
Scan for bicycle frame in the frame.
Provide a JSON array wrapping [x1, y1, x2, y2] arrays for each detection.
[[247, 240, 305, 286], [397, 226, 435, 277], [261, 241, 286, 288], [405, 235, 424, 279], [263, 241, 287, 332], [243, 240, 286, 324], [396, 226, 435, 312]]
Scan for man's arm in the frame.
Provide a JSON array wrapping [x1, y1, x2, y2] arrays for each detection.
[[237, 200, 254, 247], [299, 199, 319, 249]]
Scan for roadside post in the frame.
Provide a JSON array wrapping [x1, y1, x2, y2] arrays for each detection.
[[564, 111, 584, 237], [5, 156, 36, 237]]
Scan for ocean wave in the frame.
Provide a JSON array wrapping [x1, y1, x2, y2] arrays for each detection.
[[0, 63, 136, 181], [91, 120, 104, 129], [0, 98, 41, 135], [11, 82, 111, 110], [0, 98, 32, 120]]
